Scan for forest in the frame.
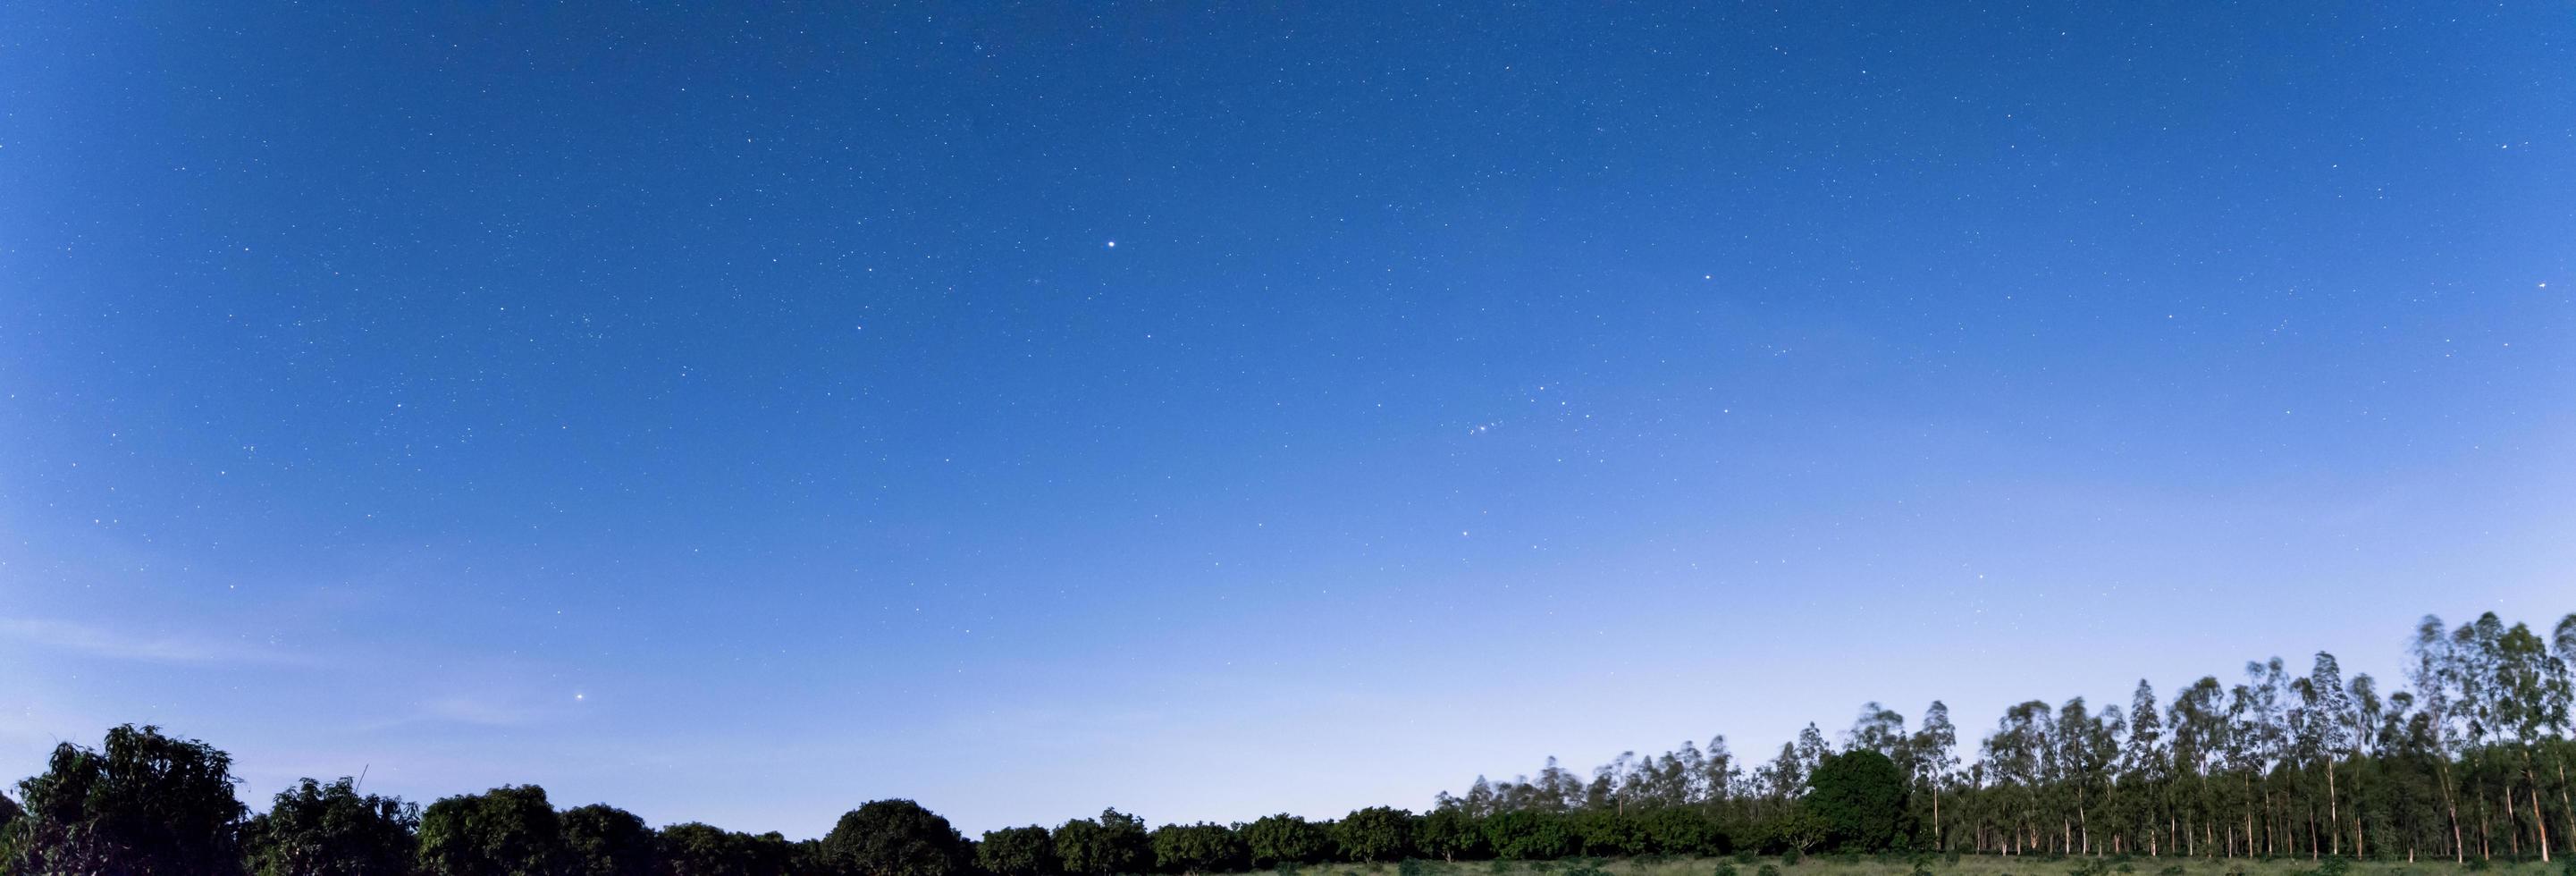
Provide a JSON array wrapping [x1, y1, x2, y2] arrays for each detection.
[[3, 611, 2572, 876]]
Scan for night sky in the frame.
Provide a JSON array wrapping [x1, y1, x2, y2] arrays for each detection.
[[3, 1, 2572, 839]]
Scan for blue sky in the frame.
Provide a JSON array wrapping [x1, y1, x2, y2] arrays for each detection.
[[2, 1, 2571, 839]]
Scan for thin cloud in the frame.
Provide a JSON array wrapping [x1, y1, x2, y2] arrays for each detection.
[[0, 617, 311, 666]]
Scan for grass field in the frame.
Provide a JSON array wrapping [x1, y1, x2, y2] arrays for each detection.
[[1250, 855, 2572, 876]]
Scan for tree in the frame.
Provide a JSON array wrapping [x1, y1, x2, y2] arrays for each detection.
[[1848, 703, 1912, 767], [660, 822, 800, 876], [1636, 805, 1721, 855], [1910, 703, 1959, 851], [1239, 813, 1332, 867], [1418, 805, 1489, 862], [979, 826, 1058, 876], [562, 804, 656, 876], [1148, 822, 1247, 874], [4, 723, 247, 876], [2120, 681, 2167, 855], [1569, 807, 1644, 856], [1481, 810, 1573, 860], [1054, 809, 1149, 876], [418, 785, 566, 876], [1331, 806, 1415, 863], [1806, 749, 1909, 852], [819, 800, 972, 876], [241, 777, 419, 876], [1766, 806, 1829, 855]]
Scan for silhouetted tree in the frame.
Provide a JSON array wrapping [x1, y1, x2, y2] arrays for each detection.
[[1238, 813, 1331, 868], [1149, 822, 1247, 874], [1332, 806, 1416, 862], [4, 724, 247, 876], [418, 785, 565, 876], [563, 804, 656, 876], [977, 825, 1057, 876], [819, 799, 972, 876], [241, 777, 419, 876], [1053, 809, 1149, 876], [659, 822, 800, 876]]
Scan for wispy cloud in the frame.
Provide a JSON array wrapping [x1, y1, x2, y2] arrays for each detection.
[[0, 617, 310, 666], [418, 696, 544, 728]]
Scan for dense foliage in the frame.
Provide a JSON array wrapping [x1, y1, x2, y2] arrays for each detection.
[[1, 611, 2570, 876], [241, 778, 421, 876], [820, 799, 974, 876], [1436, 612, 2576, 865]]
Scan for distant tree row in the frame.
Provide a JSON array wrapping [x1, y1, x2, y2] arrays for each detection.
[[1, 611, 2569, 875], [1437, 612, 2576, 865]]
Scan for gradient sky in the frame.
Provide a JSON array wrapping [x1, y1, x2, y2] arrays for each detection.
[[3, 0, 2572, 842]]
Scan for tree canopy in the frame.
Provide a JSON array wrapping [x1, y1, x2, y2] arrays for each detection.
[[1803, 749, 1908, 852], [6, 609, 2576, 874], [819, 799, 972, 876], [241, 777, 420, 876]]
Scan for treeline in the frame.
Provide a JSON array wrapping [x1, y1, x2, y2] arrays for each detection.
[[1, 611, 2570, 876], [1437, 612, 2576, 865]]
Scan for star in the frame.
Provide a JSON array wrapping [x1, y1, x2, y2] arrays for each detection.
[[1105, 240, 1117, 248]]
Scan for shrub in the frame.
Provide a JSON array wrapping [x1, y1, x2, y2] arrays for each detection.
[[1759, 866, 1781, 876], [2159, 866, 2185, 876], [1738, 852, 1761, 865], [1783, 848, 1803, 867], [1717, 863, 1740, 876]]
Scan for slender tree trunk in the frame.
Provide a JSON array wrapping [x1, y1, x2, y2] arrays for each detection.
[[2527, 754, 2553, 863], [2505, 788, 2521, 859], [2442, 760, 2463, 863], [2560, 755, 2576, 861], [2243, 773, 2255, 860], [2327, 756, 2340, 857], [2481, 790, 2493, 860], [2318, 798, 2338, 860], [2265, 785, 2277, 856]]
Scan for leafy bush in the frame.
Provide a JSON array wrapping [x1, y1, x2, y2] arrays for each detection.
[[1758, 865, 1780, 876], [1783, 848, 1803, 867], [2159, 866, 2186, 876], [1738, 852, 1761, 865], [1716, 863, 1739, 876]]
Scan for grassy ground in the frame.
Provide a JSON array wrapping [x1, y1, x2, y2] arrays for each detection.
[[1256, 856, 2570, 876]]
